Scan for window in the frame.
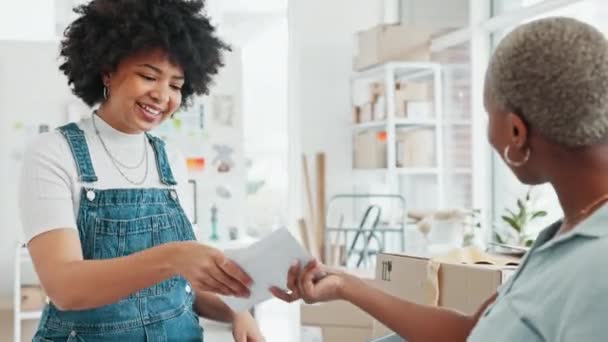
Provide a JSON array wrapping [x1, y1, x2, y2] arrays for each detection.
[[432, 42, 473, 209], [492, 0, 550, 15]]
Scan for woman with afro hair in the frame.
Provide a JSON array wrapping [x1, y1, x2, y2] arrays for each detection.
[[273, 17, 608, 342], [19, 1, 264, 341]]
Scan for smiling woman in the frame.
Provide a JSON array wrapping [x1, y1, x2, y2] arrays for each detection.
[[18, 1, 265, 342], [59, 0, 228, 107], [98, 48, 186, 133]]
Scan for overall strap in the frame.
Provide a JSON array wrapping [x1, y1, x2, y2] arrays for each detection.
[[57, 123, 98, 183], [146, 133, 177, 186]]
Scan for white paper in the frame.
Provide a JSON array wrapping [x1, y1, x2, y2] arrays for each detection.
[[219, 228, 313, 312]]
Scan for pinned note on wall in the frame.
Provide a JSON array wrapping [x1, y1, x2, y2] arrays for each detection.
[[186, 157, 205, 171]]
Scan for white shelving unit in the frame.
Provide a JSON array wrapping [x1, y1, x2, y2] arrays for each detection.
[[351, 62, 445, 209], [14, 243, 44, 342]]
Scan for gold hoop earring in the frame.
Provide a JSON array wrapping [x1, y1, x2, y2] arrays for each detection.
[[504, 145, 530, 167]]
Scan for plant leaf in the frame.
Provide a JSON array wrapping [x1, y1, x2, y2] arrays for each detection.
[[501, 215, 520, 232], [506, 208, 517, 218], [494, 232, 505, 244], [531, 211, 547, 219], [518, 199, 528, 231], [517, 199, 525, 212]]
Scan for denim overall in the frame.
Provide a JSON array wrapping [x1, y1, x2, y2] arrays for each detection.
[[33, 123, 203, 341]]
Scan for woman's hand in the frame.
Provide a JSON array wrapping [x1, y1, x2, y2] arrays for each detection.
[[171, 241, 252, 297], [231, 311, 265, 342], [270, 260, 346, 304]]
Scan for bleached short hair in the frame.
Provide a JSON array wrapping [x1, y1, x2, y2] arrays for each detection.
[[485, 17, 608, 147]]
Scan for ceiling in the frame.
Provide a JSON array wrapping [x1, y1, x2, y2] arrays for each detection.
[[207, 0, 287, 46], [52, 0, 287, 47]]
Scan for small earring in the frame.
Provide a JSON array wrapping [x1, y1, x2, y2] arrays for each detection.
[[103, 86, 109, 100], [504, 145, 530, 167]]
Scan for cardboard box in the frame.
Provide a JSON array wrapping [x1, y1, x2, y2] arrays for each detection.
[[353, 106, 361, 124], [301, 325, 373, 342], [396, 128, 435, 167], [323, 327, 372, 342], [301, 300, 374, 328], [402, 101, 434, 119], [369, 82, 385, 98], [367, 82, 431, 119], [21, 285, 47, 311], [368, 82, 386, 121], [371, 252, 517, 338], [301, 269, 375, 342], [354, 131, 387, 169], [373, 95, 387, 120], [360, 102, 374, 122], [354, 24, 433, 71], [395, 83, 431, 117]]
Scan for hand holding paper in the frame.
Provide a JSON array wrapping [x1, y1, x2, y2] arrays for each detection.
[[219, 228, 314, 312]]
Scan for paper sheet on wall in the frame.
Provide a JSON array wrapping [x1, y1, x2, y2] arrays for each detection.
[[219, 228, 313, 313]]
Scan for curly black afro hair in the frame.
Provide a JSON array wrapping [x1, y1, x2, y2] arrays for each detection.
[[59, 0, 229, 107]]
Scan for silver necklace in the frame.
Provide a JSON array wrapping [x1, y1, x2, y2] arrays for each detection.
[[92, 111, 146, 169], [91, 111, 149, 185]]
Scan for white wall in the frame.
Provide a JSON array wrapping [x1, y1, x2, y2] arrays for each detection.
[[0, 1, 56, 41], [242, 16, 289, 233], [0, 41, 84, 305], [401, 0, 469, 29], [287, 0, 382, 225], [203, 48, 247, 240], [164, 48, 247, 241]]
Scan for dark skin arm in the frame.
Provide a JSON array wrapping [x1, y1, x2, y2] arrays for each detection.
[[271, 261, 497, 342]]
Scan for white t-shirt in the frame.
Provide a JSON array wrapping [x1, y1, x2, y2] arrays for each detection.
[[19, 114, 192, 243]]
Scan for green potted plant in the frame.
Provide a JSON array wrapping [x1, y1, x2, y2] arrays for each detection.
[[462, 208, 482, 247], [495, 187, 547, 247]]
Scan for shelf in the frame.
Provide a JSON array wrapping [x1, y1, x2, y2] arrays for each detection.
[[20, 310, 42, 320], [326, 227, 403, 232], [450, 168, 472, 174], [353, 167, 471, 176], [352, 121, 387, 130], [353, 169, 390, 177], [352, 118, 437, 131], [352, 119, 468, 128], [353, 168, 439, 176], [444, 119, 471, 125], [395, 168, 439, 175], [19, 246, 30, 263], [395, 118, 437, 127], [352, 62, 441, 81]]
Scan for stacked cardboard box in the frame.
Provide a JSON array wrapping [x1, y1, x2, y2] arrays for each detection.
[[353, 130, 387, 169], [353, 81, 432, 124], [21, 284, 47, 311], [395, 128, 435, 167], [353, 25, 434, 71], [299, 249, 519, 341], [301, 269, 375, 342], [394, 82, 432, 119], [371, 251, 518, 339]]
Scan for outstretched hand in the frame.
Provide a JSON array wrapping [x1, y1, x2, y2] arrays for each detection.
[[269, 260, 345, 304]]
